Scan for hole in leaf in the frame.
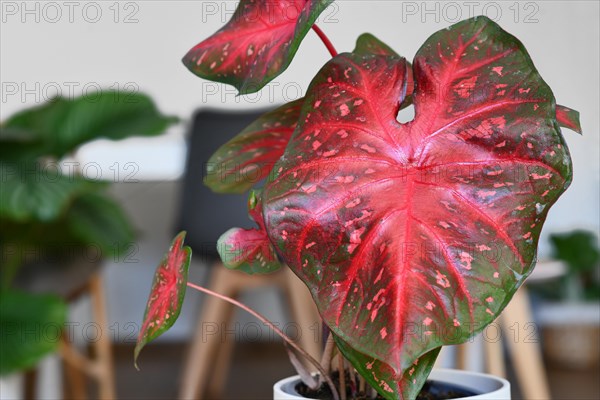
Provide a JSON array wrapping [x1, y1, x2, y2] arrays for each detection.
[[397, 103, 415, 124]]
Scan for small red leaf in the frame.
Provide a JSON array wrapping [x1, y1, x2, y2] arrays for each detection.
[[218, 190, 282, 274], [205, 99, 303, 194], [134, 232, 191, 368], [183, 0, 334, 94], [556, 104, 582, 134], [263, 16, 573, 399]]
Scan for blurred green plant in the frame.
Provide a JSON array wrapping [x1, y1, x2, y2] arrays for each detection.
[[533, 230, 600, 302], [0, 91, 177, 375]]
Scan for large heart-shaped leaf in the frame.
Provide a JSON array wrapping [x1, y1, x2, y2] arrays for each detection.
[[263, 16, 573, 399], [66, 192, 135, 258], [1, 91, 177, 160], [183, 0, 334, 94], [212, 34, 408, 272], [0, 162, 103, 222], [205, 99, 303, 194], [134, 232, 191, 368]]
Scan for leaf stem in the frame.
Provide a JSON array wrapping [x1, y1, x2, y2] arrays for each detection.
[[319, 333, 336, 385], [312, 24, 338, 57], [186, 281, 340, 400], [338, 355, 347, 400]]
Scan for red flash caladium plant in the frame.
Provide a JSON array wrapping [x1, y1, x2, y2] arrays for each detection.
[[136, 2, 582, 399]]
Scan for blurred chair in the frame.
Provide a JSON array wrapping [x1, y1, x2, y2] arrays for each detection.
[[175, 109, 321, 400], [16, 258, 115, 399]]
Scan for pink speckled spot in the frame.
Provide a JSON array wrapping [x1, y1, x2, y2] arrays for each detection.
[[436, 271, 450, 288], [345, 198, 361, 208], [380, 327, 387, 339], [339, 104, 350, 116], [337, 129, 348, 138], [360, 144, 376, 153], [477, 190, 496, 199]]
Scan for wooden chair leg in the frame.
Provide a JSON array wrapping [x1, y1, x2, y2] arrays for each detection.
[[500, 287, 550, 399], [454, 343, 469, 370], [61, 336, 88, 400], [483, 331, 506, 378], [179, 265, 238, 400], [24, 368, 38, 400], [284, 269, 322, 365], [89, 274, 116, 400], [205, 317, 236, 398]]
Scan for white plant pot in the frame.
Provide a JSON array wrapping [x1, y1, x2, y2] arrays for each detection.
[[274, 368, 510, 399]]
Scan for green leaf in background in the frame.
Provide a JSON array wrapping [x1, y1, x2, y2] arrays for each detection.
[[0, 290, 67, 375], [66, 192, 136, 259], [3, 91, 178, 159], [0, 162, 103, 222], [551, 230, 600, 273]]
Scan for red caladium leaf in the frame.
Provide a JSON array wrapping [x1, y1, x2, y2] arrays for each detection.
[[218, 190, 282, 274], [353, 33, 578, 125], [353, 33, 414, 108], [205, 99, 304, 194], [183, 0, 334, 95], [556, 105, 582, 134], [354, 33, 400, 57], [335, 336, 441, 400], [262, 16, 574, 399], [134, 232, 191, 368]]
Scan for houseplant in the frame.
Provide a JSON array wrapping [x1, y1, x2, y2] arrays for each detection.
[[135, 2, 582, 399], [530, 230, 600, 369], [0, 90, 176, 376]]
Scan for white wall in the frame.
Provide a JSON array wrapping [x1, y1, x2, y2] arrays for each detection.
[[2, 1, 599, 341]]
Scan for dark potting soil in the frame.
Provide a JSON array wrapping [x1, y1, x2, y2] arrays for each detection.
[[295, 371, 479, 400]]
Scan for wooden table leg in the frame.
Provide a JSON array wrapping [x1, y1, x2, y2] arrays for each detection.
[[24, 368, 38, 400], [89, 274, 116, 400], [179, 266, 237, 400], [60, 336, 88, 400], [500, 287, 550, 399], [205, 304, 237, 398], [483, 330, 506, 378]]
